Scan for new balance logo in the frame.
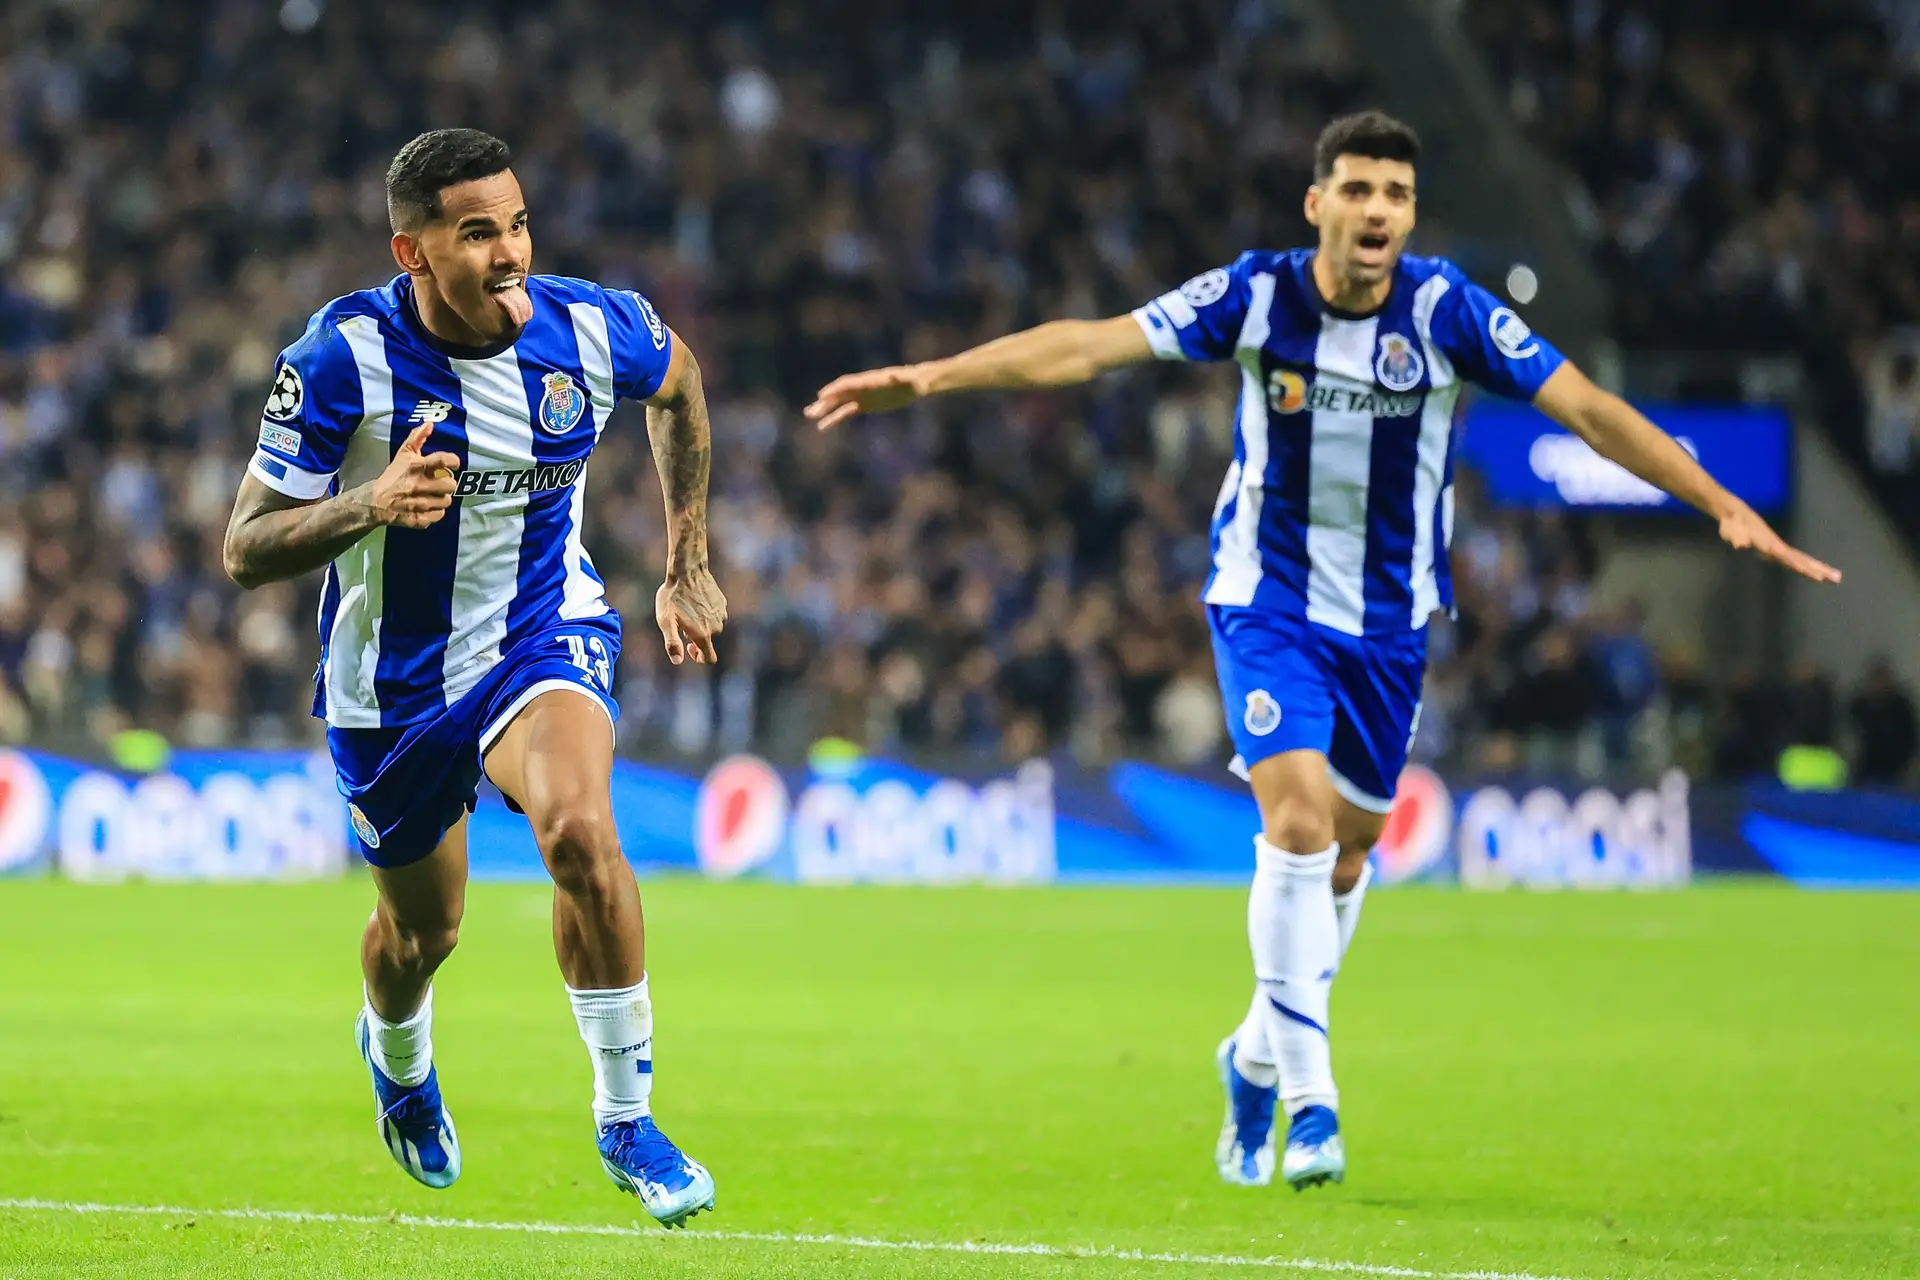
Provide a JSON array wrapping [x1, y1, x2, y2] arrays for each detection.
[[408, 400, 454, 425]]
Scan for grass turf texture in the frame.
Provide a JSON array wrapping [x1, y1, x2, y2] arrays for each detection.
[[0, 879, 1914, 1280]]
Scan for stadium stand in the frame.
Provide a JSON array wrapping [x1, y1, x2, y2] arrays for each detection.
[[0, 0, 1912, 788]]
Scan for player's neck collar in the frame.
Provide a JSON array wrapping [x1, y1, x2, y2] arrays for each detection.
[[396, 275, 524, 360], [1305, 252, 1393, 321]]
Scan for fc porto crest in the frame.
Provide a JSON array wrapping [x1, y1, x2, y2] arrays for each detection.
[[1374, 333, 1425, 392], [348, 803, 381, 850], [1244, 689, 1282, 737], [538, 371, 588, 436]]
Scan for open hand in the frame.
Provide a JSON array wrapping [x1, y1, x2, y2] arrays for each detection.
[[804, 365, 930, 430], [1719, 506, 1842, 583], [656, 567, 728, 664], [371, 424, 461, 529]]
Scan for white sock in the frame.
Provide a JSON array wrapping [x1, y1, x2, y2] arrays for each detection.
[[1333, 859, 1374, 959], [1236, 857, 1373, 1088], [364, 986, 434, 1087], [1248, 837, 1340, 1116], [568, 977, 654, 1128], [1230, 988, 1277, 1087]]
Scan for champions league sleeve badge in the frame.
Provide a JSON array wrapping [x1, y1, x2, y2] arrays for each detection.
[[538, 371, 589, 435]]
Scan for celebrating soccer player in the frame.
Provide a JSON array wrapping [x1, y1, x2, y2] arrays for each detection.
[[223, 130, 726, 1225], [807, 110, 1840, 1191]]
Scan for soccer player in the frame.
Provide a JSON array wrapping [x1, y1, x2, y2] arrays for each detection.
[[805, 111, 1839, 1190], [222, 129, 726, 1226]]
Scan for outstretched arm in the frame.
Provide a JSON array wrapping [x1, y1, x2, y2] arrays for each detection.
[[643, 332, 727, 665], [222, 423, 459, 589], [1533, 363, 1841, 584], [805, 315, 1154, 430]]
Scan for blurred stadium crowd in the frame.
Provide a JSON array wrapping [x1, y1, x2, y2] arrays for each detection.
[[1469, 0, 1920, 536], [0, 0, 1913, 788]]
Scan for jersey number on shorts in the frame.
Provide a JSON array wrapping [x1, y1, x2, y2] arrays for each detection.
[[561, 634, 612, 690]]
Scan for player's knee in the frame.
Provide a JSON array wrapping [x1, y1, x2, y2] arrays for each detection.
[[390, 917, 460, 976], [535, 802, 624, 899], [1260, 800, 1334, 856]]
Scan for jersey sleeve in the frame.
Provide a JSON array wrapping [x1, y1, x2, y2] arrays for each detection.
[[1430, 276, 1566, 401], [600, 287, 675, 401], [246, 318, 363, 500], [1129, 254, 1257, 362]]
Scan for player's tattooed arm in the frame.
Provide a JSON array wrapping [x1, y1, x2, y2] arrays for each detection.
[[1534, 363, 1841, 584], [643, 334, 727, 664], [223, 424, 460, 589]]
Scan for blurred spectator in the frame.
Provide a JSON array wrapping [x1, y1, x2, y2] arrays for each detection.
[[1849, 658, 1919, 786], [1715, 665, 1790, 780], [1591, 599, 1658, 763], [1494, 625, 1602, 773], [1781, 660, 1838, 750], [1865, 336, 1920, 477]]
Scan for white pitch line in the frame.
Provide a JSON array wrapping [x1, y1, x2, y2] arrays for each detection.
[[0, 1197, 1591, 1280]]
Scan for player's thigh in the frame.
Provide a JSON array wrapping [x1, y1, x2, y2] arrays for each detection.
[[1208, 605, 1340, 850], [370, 810, 470, 938], [481, 686, 617, 835]]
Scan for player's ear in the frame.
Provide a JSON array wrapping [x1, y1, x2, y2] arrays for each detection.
[[1303, 184, 1323, 229], [391, 231, 428, 277]]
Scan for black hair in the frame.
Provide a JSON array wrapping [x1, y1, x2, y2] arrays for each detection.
[[1313, 111, 1421, 181], [385, 129, 514, 232]]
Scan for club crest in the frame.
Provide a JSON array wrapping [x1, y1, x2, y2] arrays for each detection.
[[348, 803, 381, 850], [1244, 689, 1282, 736], [1374, 333, 1425, 392], [539, 371, 588, 435]]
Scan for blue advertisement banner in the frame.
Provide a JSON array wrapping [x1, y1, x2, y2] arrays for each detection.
[[0, 747, 347, 880], [1, 746, 1911, 888], [1457, 400, 1792, 514]]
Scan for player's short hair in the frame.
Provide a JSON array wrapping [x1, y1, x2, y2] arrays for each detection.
[[1313, 111, 1421, 181], [386, 129, 514, 233]]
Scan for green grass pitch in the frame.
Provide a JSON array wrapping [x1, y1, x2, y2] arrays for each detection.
[[0, 877, 1915, 1279]]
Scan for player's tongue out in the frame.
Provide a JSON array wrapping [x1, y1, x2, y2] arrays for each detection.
[[487, 273, 533, 327]]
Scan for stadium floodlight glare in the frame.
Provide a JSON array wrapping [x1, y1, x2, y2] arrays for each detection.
[[1505, 263, 1539, 304]]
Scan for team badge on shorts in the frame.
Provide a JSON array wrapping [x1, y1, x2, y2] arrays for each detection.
[[538, 371, 588, 435], [1244, 690, 1282, 736], [1374, 333, 1425, 392], [348, 803, 381, 850]]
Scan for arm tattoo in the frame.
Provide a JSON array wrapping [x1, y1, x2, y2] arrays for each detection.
[[645, 351, 712, 578], [223, 477, 383, 590]]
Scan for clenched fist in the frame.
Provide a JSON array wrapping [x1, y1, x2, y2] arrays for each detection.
[[373, 423, 462, 529]]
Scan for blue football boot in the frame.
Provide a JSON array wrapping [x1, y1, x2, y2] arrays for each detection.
[[597, 1117, 716, 1228], [1215, 1037, 1278, 1186], [355, 1009, 461, 1189], [1281, 1103, 1345, 1190]]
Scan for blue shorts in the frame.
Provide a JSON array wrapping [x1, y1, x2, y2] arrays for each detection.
[[1208, 605, 1426, 813], [327, 620, 621, 868]]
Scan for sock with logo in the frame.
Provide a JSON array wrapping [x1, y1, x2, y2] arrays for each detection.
[[1247, 837, 1340, 1116], [364, 985, 434, 1088], [568, 977, 654, 1129], [1239, 856, 1373, 1087], [1333, 859, 1374, 959]]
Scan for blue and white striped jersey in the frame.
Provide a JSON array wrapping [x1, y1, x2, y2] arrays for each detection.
[[1132, 250, 1564, 635], [248, 274, 673, 728]]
